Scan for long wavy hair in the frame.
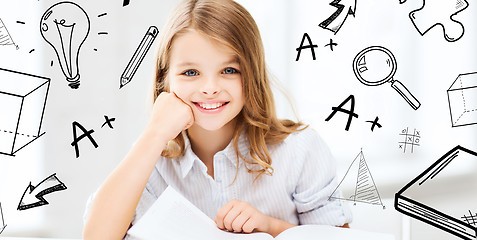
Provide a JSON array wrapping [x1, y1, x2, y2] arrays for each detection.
[[153, 0, 307, 180]]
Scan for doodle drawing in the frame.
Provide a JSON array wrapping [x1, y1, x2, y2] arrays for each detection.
[[462, 210, 477, 227], [319, 0, 356, 34], [352, 46, 421, 110], [447, 72, 477, 127], [409, 0, 469, 42], [120, 26, 158, 89], [18, 173, 67, 211], [0, 68, 50, 156], [398, 127, 421, 153], [395, 145, 477, 240], [0, 202, 6, 234], [40, 2, 90, 89], [329, 149, 385, 209], [0, 18, 18, 49]]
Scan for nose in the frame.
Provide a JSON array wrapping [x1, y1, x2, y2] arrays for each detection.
[[200, 75, 220, 95]]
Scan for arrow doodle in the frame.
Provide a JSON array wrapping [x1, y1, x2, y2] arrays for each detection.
[[319, 0, 357, 34], [0, 202, 6, 234], [17, 173, 67, 211]]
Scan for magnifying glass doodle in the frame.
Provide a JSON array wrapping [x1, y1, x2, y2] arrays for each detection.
[[352, 46, 421, 110]]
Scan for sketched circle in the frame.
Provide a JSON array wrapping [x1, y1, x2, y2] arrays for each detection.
[[352, 46, 397, 86]]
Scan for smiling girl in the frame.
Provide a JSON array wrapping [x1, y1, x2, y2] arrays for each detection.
[[83, 0, 351, 239]]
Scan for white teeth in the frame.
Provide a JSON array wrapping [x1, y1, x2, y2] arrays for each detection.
[[199, 102, 225, 109]]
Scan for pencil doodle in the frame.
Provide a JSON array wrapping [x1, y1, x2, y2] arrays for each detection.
[[395, 145, 477, 240], [0, 68, 50, 156], [123, 0, 131, 7], [18, 173, 67, 211], [353, 46, 421, 110], [40, 2, 90, 89], [0, 202, 6, 234], [120, 26, 159, 89], [409, 0, 469, 42], [0, 18, 18, 49], [329, 149, 385, 209], [319, 0, 356, 34], [398, 127, 421, 153], [447, 72, 477, 128]]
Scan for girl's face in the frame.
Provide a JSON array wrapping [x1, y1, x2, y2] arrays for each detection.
[[167, 29, 244, 132]]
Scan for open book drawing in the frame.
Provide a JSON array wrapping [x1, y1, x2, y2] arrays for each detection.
[[128, 186, 395, 240]]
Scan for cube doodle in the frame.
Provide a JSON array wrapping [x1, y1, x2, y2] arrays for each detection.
[[409, 0, 469, 42], [447, 72, 477, 127], [0, 68, 50, 156]]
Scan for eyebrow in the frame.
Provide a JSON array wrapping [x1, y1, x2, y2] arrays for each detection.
[[176, 57, 240, 68]]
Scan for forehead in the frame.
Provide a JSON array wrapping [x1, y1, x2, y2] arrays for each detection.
[[169, 29, 238, 66]]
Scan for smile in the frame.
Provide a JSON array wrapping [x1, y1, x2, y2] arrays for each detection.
[[193, 101, 229, 113]]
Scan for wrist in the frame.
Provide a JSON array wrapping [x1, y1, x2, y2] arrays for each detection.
[[266, 216, 296, 237]]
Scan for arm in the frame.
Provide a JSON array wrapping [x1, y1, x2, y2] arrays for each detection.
[[83, 92, 194, 240]]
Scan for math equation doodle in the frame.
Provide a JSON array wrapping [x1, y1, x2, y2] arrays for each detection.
[[398, 127, 421, 153]]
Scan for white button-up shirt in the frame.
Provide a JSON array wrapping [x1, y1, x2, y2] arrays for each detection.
[[123, 127, 352, 238]]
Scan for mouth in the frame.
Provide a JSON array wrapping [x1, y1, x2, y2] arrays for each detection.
[[193, 101, 230, 113]]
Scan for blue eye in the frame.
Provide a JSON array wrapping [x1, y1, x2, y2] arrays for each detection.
[[222, 67, 238, 74], [183, 69, 199, 76]]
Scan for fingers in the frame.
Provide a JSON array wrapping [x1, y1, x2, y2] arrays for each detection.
[[215, 200, 259, 233]]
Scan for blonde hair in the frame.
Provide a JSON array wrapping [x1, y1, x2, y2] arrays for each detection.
[[154, 0, 307, 179]]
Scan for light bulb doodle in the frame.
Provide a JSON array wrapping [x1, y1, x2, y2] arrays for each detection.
[[40, 2, 90, 89]]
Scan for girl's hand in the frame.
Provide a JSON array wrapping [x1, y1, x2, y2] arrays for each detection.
[[147, 92, 194, 143], [215, 199, 271, 234]]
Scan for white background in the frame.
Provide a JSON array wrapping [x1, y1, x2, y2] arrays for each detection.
[[0, 0, 476, 239]]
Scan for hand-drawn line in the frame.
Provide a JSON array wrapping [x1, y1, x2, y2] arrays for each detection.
[[462, 210, 477, 226], [0, 202, 6, 234], [447, 72, 477, 128], [16, 21, 25, 25], [0, 18, 18, 49], [101, 115, 115, 129], [398, 127, 421, 153], [409, 0, 469, 42], [365, 116, 382, 132], [395, 145, 477, 240], [329, 149, 385, 209], [17, 173, 67, 211], [120, 26, 158, 89], [40, 2, 90, 89], [123, 0, 131, 7], [352, 46, 421, 110], [319, 0, 356, 34], [399, 0, 407, 3], [0, 67, 50, 157], [324, 38, 338, 51]]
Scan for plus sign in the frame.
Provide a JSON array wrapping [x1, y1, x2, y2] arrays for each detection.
[[366, 116, 382, 132], [324, 38, 338, 51]]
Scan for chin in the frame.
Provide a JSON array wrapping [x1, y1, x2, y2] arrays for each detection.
[[194, 121, 227, 131]]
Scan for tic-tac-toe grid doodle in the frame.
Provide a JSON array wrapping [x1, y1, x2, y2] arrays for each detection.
[[398, 127, 421, 153]]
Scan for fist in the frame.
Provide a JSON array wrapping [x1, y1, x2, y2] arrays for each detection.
[[215, 199, 271, 234], [147, 92, 194, 142]]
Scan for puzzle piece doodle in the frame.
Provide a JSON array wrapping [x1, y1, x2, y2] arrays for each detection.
[[409, 0, 469, 42]]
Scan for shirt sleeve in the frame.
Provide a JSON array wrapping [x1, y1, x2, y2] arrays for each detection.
[[292, 128, 353, 226]]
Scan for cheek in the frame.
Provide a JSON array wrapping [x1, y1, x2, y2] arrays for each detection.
[[168, 79, 194, 100]]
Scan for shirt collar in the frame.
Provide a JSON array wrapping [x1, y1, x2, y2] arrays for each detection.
[[178, 130, 250, 178]]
